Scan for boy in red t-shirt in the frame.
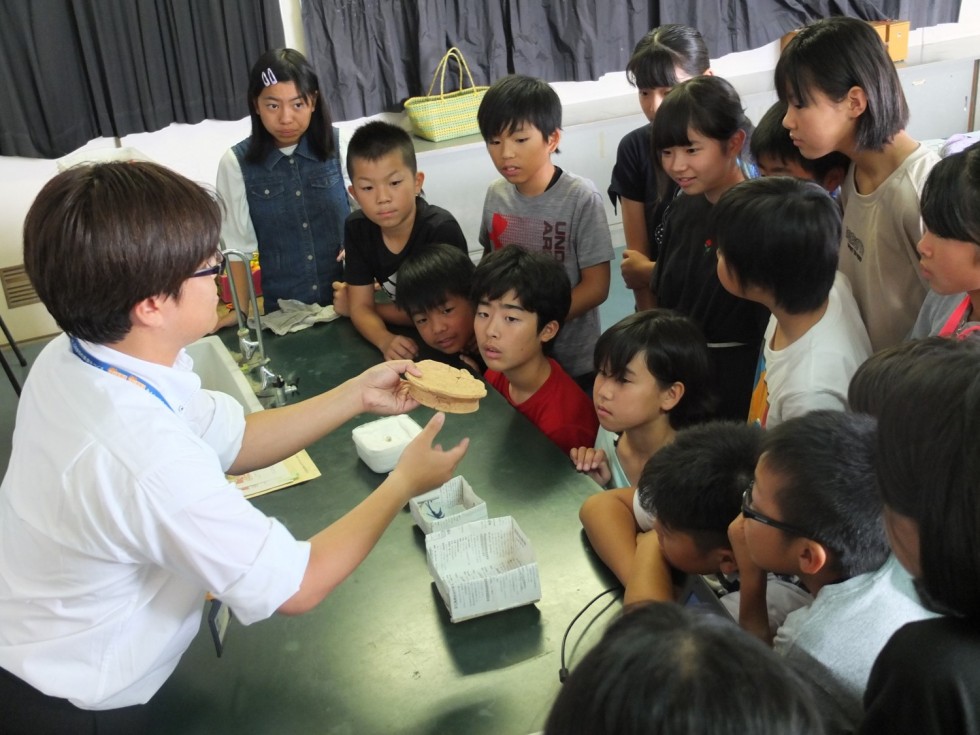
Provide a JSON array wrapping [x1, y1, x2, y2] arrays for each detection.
[[472, 245, 598, 454]]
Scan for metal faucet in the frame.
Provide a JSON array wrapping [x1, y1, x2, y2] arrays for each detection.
[[220, 249, 298, 407]]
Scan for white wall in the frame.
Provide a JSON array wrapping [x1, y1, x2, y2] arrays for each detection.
[[1, 0, 978, 342]]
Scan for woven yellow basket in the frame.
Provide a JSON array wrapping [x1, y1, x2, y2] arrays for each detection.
[[404, 47, 488, 142]]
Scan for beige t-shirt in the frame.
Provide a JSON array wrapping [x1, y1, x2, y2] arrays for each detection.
[[838, 144, 940, 352]]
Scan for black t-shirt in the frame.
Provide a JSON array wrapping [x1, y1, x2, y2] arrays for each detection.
[[607, 123, 676, 261], [652, 193, 768, 344], [651, 193, 769, 420], [861, 616, 980, 734], [343, 197, 467, 297]]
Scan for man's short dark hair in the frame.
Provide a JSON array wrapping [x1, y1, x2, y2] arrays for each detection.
[[750, 101, 850, 183], [477, 74, 562, 141], [639, 422, 762, 553], [346, 120, 418, 179], [711, 177, 840, 314], [775, 16, 908, 152], [396, 243, 474, 316], [763, 410, 886, 580], [23, 161, 220, 344], [470, 245, 569, 333]]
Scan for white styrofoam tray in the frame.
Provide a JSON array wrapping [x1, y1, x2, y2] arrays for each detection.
[[351, 415, 422, 473]]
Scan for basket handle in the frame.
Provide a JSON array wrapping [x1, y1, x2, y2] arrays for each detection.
[[426, 47, 479, 99]]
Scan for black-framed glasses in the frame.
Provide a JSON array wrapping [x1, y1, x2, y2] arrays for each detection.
[[191, 251, 225, 279], [741, 482, 814, 540]]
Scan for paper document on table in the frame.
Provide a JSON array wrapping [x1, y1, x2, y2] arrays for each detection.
[[425, 516, 541, 623], [229, 450, 320, 499]]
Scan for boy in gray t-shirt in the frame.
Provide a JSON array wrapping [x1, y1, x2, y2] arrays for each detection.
[[476, 74, 613, 390]]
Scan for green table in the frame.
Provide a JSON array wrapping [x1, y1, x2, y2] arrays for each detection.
[[144, 320, 619, 735]]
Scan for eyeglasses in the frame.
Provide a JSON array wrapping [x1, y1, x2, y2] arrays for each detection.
[[741, 482, 814, 540], [191, 251, 225, 279]]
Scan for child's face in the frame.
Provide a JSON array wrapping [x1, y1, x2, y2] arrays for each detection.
[[348, 151, 423, 232], [593, 354, 672, 433], [739, 454, 803, 576], [652, 519, 728, 576], [485, 123, 559, 197], [916, 228, 980, 296], [637, 66, 695, 122], [781, 87, 856, 159], [475, 289, 557, 374], [410, 295, 475, 355], [254, 82, 315, 148], [660, 128, 739, 203]]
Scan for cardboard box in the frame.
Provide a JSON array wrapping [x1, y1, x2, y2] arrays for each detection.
[[779, 19, 909, 62], [884, 20, 910, 62]]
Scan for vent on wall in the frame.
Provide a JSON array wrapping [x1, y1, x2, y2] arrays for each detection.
[[0, 265, 40, 309]]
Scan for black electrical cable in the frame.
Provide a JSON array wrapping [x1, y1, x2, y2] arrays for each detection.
[[558, 585, 622, 683]]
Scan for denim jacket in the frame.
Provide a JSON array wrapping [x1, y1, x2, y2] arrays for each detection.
[[232, 134, 348, 309]]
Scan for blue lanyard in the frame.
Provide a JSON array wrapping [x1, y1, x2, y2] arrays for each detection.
[[70, 336, 175, 413]]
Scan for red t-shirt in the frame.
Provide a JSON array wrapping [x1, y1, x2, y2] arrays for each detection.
[[485, 358, 598, 455]]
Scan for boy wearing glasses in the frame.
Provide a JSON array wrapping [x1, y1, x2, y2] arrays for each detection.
[[619, 421, 810, 633], [728, 410, 936, 732]]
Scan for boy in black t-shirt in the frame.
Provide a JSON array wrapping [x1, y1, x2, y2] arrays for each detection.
[[332, 121, 468, 361]]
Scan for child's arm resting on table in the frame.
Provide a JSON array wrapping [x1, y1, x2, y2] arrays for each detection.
[[342, 282, 419, 361], [623, 529, 675, 606], [579, 487, 641, 584]]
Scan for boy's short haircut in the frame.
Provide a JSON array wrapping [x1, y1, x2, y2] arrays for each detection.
[[848, 337, 976, 418], [23, 161, 220, 345], [477, 74, 562, 141], [750, 101, 850, 183], [871, 339, 980, 618], [593, 309, 715, 429], [775, 16, 908, 152], [626, 24, 710, 90], [345, 120, 418, 179], [711, 177, 840, 314], [762, 410, 886, 579], [919, 140, 980, 245], [639, 421, 763, 554], [470, 245, 570, 333], [395, 243, 475, 316], [544, 602, 824, 735]]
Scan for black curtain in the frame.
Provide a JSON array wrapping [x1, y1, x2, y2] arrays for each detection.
[[663, 1, 965, 56], [303, 0, 961, 121], [0, 0, 284, 159]]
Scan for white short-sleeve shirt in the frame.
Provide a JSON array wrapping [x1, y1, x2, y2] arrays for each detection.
[[0, 335, 310, 709]]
